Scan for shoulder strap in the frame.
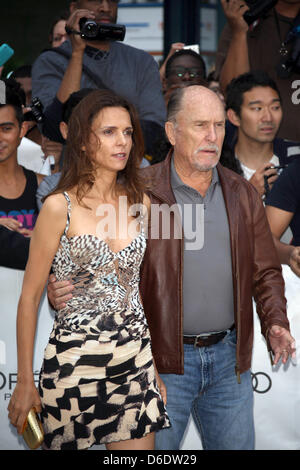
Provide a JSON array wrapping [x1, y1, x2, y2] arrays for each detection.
[[63, 191, 71, 235]]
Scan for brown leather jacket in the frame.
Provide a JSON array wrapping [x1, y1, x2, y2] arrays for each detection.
[[139, 152, 289, 379]]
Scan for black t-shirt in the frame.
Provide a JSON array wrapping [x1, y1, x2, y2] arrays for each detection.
[[265, 159, 300, 246], [0, 167, 39, 230]]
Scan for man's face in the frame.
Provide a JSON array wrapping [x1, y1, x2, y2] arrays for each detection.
[[166, 87, 226, 173], [74, 0, 118, 24], [0, 106, 26, 163], [235, 86, 283, 144], [166, 55, 206, 88]]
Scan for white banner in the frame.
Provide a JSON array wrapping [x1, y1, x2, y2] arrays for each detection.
[[0, 265, 299, 450], [0, 267, 53, 450]]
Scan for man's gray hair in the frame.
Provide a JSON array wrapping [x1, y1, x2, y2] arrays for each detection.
[[167, 87, 186, 123]]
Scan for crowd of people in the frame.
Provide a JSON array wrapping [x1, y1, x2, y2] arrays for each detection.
[[1, 0, 300, 451]]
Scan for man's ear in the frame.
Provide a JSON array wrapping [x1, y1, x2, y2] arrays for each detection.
[[226, 108, 241, 128], [20, 121, 29, 139], [165, 120, 176, 146], [59, 121, 68, 140]]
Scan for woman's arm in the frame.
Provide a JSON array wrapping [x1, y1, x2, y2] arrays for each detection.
[[7, 194, 67, 433]]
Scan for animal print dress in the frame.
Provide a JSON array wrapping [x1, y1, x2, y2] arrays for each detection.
[[39, 192, 170, 450]]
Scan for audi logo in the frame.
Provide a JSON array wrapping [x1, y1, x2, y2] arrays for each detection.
[[251, 372, 272, 394]]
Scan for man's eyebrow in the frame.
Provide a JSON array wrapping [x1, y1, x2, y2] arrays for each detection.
[[248, 99, 281, 105], [192, 119, 225, 124], [192, 120, 209, 124], [0, 121, 15, 126]]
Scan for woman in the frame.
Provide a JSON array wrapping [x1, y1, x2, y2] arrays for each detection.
[[8, 89, 170, 450], [49, 13, 68, 48]]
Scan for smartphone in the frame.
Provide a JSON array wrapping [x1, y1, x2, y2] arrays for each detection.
[[183, 44, 200, 54], [0, 44, 14, 67]]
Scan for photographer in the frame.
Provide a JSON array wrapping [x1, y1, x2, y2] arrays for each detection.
[[216, 0, 300, 142], [32, 0, 166, 156]]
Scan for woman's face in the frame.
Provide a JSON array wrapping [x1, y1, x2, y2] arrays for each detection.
[[88, 106, 133, 172], [51, 20, 68, 48]]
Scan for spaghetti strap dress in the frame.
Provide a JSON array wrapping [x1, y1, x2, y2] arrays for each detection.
[[39, 192, 170, 450]]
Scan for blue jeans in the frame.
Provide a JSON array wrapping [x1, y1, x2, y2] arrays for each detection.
[[155, 329, 254, 450]]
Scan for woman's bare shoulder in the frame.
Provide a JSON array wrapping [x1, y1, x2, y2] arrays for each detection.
[[41, 193, 68, 213]]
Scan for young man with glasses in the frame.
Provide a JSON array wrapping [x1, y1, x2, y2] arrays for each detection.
[[162, 49, 207, 105]]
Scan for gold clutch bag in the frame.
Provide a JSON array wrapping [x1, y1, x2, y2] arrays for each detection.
[[22, 408, 44, 450]]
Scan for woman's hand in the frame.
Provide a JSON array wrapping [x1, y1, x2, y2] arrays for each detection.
[[155, 373, 167, 406], [153, 361, 167, 405], [7, 381, 42, 434]]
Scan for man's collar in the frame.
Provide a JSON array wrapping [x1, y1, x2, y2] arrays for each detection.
[[85, 45, 110, 60], [170, 155, 219, 191]]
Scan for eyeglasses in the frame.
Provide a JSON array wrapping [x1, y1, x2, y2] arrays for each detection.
[[168, 67, 203, 79], [87, 0, 119, 4]]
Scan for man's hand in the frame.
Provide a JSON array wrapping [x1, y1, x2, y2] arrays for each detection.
[[0, 217, 23, 232], [0, 218, 33, 237], [248, 164, 278, 197], [66, 8, 96, 52], [41, 136, 63, 172], [289, 246, 300, 277], [268, 325, 296, 365], [221, 0, 249, 35], [47, 274, 74, 310], [19, 228, 33, 238]]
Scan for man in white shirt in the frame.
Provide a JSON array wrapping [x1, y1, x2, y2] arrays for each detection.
[[225, 71, 300, 198]]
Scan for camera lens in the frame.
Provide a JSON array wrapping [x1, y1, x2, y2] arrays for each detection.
[[80, 19, 99, 39], [85, 21, 98, 34]]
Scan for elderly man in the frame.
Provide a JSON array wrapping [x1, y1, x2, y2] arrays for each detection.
[[48, 86, 295, 450], [140, 85, 295, 450]]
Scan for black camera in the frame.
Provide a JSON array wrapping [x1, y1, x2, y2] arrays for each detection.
[[23, 97, 44, 123], [226, 0, 278, 26], [79, 18, 126, 42], [277, 16, 300, 78], [243, 0, 278, 25]]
